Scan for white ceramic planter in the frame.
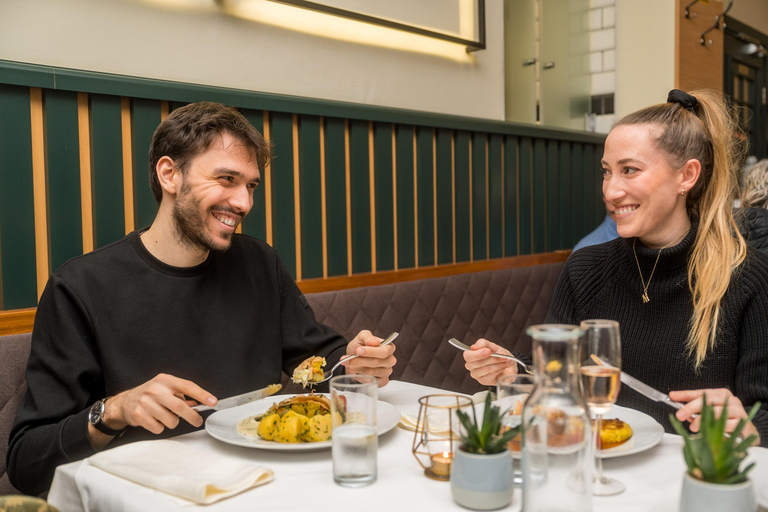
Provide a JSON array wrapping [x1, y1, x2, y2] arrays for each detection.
[[679, 473, 756, 512], [450, 448, 513, 510]]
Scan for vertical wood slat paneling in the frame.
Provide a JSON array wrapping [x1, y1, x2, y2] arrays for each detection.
[[571, 142, 586, 248], [321, 117, 328, 278], [77, 93, 94, 254], [395, 124, 415, 270], [44, 89, 83, 273], [518, 138, 533, 255], [262, 111, 273, 246], [292, 114, 302, 281], [435, 128, 453, 265], [91, 94, 126, 249], [545, 140, 560, 252], [270, 111, 297, 278], [454, 131, 471, 263], [368, 121, 377, 273], [488, 134, 503, 259], [0, 84, 36, 309], [532, 139, 547, 254], [30, 88, 49, 299], [240, 109, 267, 242], [324, 117, 348, 277], [298, 114, 323, 280], [416, 127, 434, 267], [130, 99, 161, 230], [391, 126, 398, 270], [121, 97, 135, 235], [558, 142, 572, 249], [345, 120, 353, 274], [503, 135, 519, 257], [471, 132, 487, 260], [349, 119, 371, 274], [373, 122, 395, 272]]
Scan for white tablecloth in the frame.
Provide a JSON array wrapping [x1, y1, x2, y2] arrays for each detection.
[[48, 381, 768, 512]]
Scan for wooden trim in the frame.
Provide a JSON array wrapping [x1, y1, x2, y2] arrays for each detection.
[[344, 119, 352, 275], [320, 117, 328, 278], [121, 97, 135, 234], [263, 111, 273, 245], [298, 250, 571, 294], [0, 308, 36, 335], [391, 125, 398, 271], [160, 100, 169, 121], [432, 129, 437, 266], [412, 127, 418, 267], [469, 135, 474, 261], [1, 251, 570, 334], [292, 114, 302, 280], [485, 135, 489, 259], [368, 121, 376, 273], [77, 92, 94, 253], [451, 131, 456, 264], [30, 87, 49, 300], [500, 139, 505, 256]]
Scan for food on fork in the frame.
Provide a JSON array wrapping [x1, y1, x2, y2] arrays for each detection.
[[238, 394, 335, 443], [291, 356, 327, 388]]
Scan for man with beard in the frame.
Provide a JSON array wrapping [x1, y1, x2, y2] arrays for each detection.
[[7, 102, 397, 496]]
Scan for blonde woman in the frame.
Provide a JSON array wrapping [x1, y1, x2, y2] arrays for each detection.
[[464, 90, 768, 445]]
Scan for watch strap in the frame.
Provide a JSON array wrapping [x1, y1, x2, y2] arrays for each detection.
[[90, 398, 126, 437]]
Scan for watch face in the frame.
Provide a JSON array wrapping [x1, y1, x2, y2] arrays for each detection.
[[89, 399, 105, 425]]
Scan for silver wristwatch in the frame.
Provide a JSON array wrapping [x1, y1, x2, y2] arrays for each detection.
[[88, 398, 125, 437]]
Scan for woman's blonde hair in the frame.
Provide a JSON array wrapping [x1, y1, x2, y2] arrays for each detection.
[[742, 159, 768, 209], [614, 89, 748, 367]]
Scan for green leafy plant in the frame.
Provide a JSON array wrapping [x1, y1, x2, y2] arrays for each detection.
[[669, 394, 761, 484], [456, 392, 520, 455]]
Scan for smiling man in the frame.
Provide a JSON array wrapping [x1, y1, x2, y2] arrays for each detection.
[[7, 102, 397, 496]]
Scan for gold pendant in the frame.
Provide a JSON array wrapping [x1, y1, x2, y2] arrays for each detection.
[[642, 292, 650, 303]]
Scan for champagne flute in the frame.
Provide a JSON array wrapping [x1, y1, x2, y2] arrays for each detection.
[[579, 319, 624, 496]]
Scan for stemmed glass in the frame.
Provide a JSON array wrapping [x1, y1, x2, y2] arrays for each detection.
[[579, 319, 625, 496]]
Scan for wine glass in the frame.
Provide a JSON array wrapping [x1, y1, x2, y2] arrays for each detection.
[[579, 319, 624, 496]]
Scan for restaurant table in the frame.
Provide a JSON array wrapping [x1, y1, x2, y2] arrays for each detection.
[[48, 380, 768, 512]]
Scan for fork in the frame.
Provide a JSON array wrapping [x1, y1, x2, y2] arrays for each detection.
[[448, 337, 535, 375], [312, 331, 399, 385]]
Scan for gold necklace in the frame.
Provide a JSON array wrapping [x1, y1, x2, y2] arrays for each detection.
[[632, 231, 687, 303]]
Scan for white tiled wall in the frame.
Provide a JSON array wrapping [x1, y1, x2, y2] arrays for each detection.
[[588, 0, 616, 133]]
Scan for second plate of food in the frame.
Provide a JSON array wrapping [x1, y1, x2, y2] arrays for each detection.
[[205, 393, 400, 451]]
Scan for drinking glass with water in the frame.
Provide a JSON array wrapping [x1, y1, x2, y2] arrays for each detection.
[[330, 374, 378, 487]]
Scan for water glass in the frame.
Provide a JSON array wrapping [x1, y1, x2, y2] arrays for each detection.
[[330, 374, 378, 487]]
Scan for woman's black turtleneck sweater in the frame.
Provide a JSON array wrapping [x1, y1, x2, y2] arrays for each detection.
[[546, 223, 768, 445]]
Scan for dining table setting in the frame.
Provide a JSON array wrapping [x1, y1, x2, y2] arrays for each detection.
[[46, 378, 768, 512]]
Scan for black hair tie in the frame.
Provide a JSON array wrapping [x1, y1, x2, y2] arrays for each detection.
[[667, 89, 698, 112]]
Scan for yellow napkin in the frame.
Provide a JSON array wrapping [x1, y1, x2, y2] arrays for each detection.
[[87, 440, 273, 505]]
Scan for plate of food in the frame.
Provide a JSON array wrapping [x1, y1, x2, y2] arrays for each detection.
[[205, 393, 401, 451], [500, 403, 663, 459]]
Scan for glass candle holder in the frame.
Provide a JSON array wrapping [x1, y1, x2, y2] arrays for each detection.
[[411, 394, 473, 481]]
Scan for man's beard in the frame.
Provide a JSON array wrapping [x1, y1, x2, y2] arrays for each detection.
[[172, 181, 234, 253]]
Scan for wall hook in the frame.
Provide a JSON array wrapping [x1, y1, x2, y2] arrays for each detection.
[[684, 0, 700, 19], [700, 0, 733, 46]]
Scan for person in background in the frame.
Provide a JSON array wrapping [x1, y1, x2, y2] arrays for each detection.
[[7, 102, 397, 495], [738, 158, 768, 254], [573, 195, 619, 251], [463, 89, 768, 447]]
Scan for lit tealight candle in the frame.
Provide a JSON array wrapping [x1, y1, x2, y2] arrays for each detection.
[[430, 452, 454, 477]]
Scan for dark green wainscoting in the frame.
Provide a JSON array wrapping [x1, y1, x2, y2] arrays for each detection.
[[0, 59, 606, 311]]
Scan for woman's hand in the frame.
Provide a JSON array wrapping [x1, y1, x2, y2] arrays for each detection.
[[669, 388, 760, 445], [463, 338, 518, 386]]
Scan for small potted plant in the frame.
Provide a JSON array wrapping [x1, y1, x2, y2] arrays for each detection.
[[450, 393, 520, 510], [670, 394, 760, 512]]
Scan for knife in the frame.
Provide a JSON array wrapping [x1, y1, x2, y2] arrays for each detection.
[[619, 371, 685, 410], [192, 383, 282, 412]]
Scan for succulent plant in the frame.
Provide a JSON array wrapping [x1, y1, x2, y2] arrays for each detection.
[[456, 392, 520, 455], [669, 394, 760, 484]]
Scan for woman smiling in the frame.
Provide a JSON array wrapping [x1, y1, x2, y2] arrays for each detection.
[[464, 90, 768, 445]]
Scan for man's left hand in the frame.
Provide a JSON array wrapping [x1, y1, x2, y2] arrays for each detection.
[[343, 330, 397, 387]]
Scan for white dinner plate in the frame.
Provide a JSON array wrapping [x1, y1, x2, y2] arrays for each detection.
[[205, 394, 400, 451], [597, 404, 665, 459]]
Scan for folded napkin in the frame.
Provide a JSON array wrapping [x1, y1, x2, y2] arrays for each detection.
[[87, 440, 273, 505]]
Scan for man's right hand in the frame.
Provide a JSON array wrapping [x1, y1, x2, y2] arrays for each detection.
[[463, 338, 519, 386], [89, 374, 217, 448]]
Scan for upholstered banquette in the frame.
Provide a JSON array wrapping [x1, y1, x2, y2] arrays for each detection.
[[0, 261, 564, 495]]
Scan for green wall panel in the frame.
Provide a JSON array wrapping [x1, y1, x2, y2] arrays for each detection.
[[488, 134, 503, 259], [298, 115, 323, 279], [570, 143, 585, 247], [44, 89, 83, 271], [557, 142, 573, 248], [131, 98, 161, 229], [518, 138, 533, 255], [454, 131, 471, 263], [545, 140, 560, 252], [323, 117, 348, 277], [90, 94, 125, 248], [416, 127, 434, 267], [592, 144, 605, 228], [240, 108, 267, 242], [503, 136, 519, 257], [0, 84, 37, 309], [349, 120, 371, 274], [532, 139, 547, 254], [471, 133, 487, 260], [395, 124, 415, 269], [435, 128, 453, 265], [270, 112, 297, 278], [373, 123, 395, 272], [583, 144, 598, 239]]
